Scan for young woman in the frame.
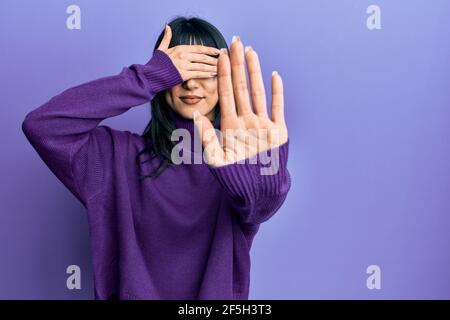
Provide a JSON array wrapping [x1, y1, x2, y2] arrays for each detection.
[[22, 16, 291, 300]]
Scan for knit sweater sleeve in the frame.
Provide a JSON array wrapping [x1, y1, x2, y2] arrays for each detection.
[[21, 49, 184, 206], [208, 140, 291, 226]]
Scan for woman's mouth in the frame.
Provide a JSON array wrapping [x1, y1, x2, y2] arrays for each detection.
[[180, 96, 203, 105]]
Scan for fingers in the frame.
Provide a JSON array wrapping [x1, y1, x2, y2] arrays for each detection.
[[186, 62, 217, 73], [185, 71, 217, 79], [245, 47, 268, 117], [157, 24, 172, 51], [270, 71, 285, 124], [187, 53, 219, 66], [217, 48, 238, 119], [193, 111, 224, 166], [179, 44, 221, 56], [175, 46, 220, 80], [230, 36, 253, 116], [182, 52, 218, 79]]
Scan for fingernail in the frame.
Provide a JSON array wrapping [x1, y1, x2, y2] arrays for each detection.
[[245, 46, 252, 53], [220, 48, 228, 55], [272, 70, 278, 76], [214, 48, 221, 55], [232, 35, 240, 43], [210, 72, 217, 77]]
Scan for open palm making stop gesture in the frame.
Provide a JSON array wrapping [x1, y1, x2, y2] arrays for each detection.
[[193, 36, 288, 167]]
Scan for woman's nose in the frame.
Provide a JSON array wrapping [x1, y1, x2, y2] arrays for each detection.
[[182, 79, 200, 89]]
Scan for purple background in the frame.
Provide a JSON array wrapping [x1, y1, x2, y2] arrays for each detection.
[[1, 0, 450, 299]]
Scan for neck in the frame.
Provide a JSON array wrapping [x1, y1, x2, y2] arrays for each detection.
[[173, 111, 196, 135]]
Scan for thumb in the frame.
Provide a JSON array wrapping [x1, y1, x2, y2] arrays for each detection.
[[158, 24, 172, 51], [193, 111, 224, 166]]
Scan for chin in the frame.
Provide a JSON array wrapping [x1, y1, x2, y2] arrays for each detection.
[[175, 107, 196, 119]]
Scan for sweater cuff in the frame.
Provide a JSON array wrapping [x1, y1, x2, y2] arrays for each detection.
[[140, 49, 184, 97], [208, 139, 290, 200]]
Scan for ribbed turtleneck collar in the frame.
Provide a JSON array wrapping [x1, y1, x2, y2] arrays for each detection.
[[171, 111, 203, 157], [171, 111, 220, 159], [173, 111, 196, 135]]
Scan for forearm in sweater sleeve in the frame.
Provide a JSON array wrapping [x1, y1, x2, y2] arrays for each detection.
[[21, 49, 183, 206], [209, 140, 291, 226]]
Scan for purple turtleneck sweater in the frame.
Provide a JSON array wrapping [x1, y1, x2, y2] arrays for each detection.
[[21, 49, 291, 300]]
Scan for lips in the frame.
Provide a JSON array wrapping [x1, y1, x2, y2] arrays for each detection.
[[180, 95, 204, 105]]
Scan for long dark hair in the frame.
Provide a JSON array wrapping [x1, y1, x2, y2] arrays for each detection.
[[135, 16, 229, 179]]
